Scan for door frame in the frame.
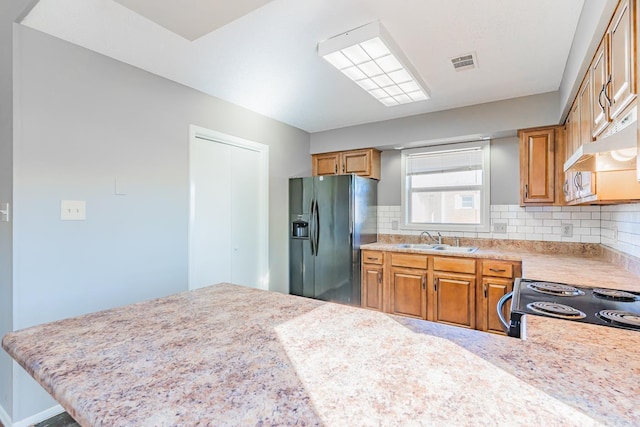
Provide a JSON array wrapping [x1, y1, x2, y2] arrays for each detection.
[[188, 125, 269, 290]]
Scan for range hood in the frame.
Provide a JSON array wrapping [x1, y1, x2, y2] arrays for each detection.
[[564, 107, 638, 173]]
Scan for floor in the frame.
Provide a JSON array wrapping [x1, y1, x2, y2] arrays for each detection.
[[33, 412, 79, 427]]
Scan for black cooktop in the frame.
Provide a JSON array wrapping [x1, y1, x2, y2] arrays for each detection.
[[511, 278, 640, 332]]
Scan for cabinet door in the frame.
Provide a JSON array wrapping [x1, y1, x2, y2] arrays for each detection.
[[608, 0, 635, 120], [341, 150, 371, 176], [433, 272, 475, 329], [362, 264, 384, 311], [312, 153, 340, 176], [578, 76, 592, 147], [591, 38, 610, 138], [519, 128, 555, 204], [389, 267, 427, 319], [482, 277, 513, 335]]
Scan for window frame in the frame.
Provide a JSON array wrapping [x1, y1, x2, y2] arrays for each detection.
[[400, 140, 491, 233]]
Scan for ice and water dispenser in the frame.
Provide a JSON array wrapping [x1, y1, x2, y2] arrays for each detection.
[[291, 216, 309, 239]]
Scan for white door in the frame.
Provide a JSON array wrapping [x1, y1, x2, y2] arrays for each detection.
[[189, 126, 268, 290]]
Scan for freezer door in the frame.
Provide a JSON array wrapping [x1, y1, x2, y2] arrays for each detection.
[[289, 178, 314, 298], [313, 175, 353, 304]]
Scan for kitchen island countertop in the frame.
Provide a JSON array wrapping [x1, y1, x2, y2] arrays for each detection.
[[3, 283, 640, 426]]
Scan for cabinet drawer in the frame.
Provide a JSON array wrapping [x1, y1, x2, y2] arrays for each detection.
[[482, 261, 514, 278], [433, 257, 476, 274], [391, 253, 428, 269], [362, 250, 384, 265]]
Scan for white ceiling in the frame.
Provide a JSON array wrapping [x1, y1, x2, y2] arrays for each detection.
[[21, 0, 586, 133]]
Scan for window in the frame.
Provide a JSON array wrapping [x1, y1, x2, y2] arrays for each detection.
[[401, 141, 490, 232]]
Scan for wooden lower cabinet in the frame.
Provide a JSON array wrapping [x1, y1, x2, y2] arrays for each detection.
[[481, 277, 513, 334], [389, 267, 427, 319], [361, 250, 521, 334], [478, 260, 520, 335], [433, 272, 476, 329], [362, 263, 384, 311]]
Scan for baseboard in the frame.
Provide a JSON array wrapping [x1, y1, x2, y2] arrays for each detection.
[[12, 404, 64, 427], [0, 403, 11, 427]]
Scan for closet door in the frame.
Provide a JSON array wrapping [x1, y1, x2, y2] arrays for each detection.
[[189, 133, 267, 290]]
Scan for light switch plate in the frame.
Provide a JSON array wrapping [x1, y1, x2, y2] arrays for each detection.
[[0, 203, 9, 222], [61, 200, 86, 220]]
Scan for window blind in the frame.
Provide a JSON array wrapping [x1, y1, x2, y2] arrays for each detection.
[[406, 147, 483, 175]]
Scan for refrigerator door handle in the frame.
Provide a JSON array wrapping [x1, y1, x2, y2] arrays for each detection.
[[309, 199, 316, 256], [314, 199, 320, 255]]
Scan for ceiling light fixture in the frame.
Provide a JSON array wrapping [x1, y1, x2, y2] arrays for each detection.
[[318, 21, 430, 107]]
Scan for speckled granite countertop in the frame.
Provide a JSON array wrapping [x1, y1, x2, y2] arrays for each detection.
[[361, 242, 640, 291], [3, 283, 640, 426]]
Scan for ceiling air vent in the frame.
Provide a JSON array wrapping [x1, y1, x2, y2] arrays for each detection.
[[450, 52, 477, 71]]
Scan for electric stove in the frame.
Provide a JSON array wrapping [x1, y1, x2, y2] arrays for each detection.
[[497, 278, 640, 338]]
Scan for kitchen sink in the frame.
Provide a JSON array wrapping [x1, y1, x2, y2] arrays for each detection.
[[393, 243, 437, 249], [392, 243, 478, 253]]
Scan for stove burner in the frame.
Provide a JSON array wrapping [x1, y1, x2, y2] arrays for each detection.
[[597, 310, 640, 330], [593, 289, 640, 302], [526, 282, 585, 297], [526, 301, 587, 320]]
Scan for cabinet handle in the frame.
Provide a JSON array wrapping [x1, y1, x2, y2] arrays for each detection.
[[422, 276, 426, 290], [483, 283, 487, 298], [433, 277, 438, 291], [367, 257, 377, 261], [334, 164, 337, 174], [378, 271, 382, 285], [524, 184, 528, 199], [489, 268, 506, 273], [598, 84, 606, 111], [604, 75, 612, 107], [342, 164, 345, 173]]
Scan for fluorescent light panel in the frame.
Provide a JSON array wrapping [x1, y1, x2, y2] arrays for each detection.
[[319, 21, 430, 107]]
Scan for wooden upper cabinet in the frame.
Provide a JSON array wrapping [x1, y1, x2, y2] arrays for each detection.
[[589, 0, 636, 139], [608, 0, 636, 120], [312, 148, 381, 180], [312, 152, 340, 176], [519, 127, 556, 205], [578, 75, 593, 148], [591, 37, 610, 139]]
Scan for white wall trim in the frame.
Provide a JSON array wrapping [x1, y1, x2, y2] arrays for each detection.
[[5, 404, 64, 427], [188, 125, 270, 290], [0, 403, 11, 427]]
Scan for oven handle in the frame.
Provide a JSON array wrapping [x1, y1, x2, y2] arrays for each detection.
[[497, 291, 514, 333]]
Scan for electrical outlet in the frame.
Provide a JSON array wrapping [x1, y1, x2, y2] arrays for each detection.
[[391, 220, 398, 230], [561, 223, 573, 237], [494, 223, 507, 233]]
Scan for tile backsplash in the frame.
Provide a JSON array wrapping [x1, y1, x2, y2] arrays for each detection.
[[378, 203, 640, 258]]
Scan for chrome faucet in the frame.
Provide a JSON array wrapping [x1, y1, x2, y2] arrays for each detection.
[[420, 231, 442, 245]]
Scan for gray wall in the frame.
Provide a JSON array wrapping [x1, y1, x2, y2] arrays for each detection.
[[0, 3, 18, 420], [377, 136, 520, 206], [489, 136, 520, 204], [309, 91, 560, 154], [8, 24, 310, 423]]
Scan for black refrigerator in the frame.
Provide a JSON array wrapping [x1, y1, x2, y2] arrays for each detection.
[[289, 175, 377, 306]]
